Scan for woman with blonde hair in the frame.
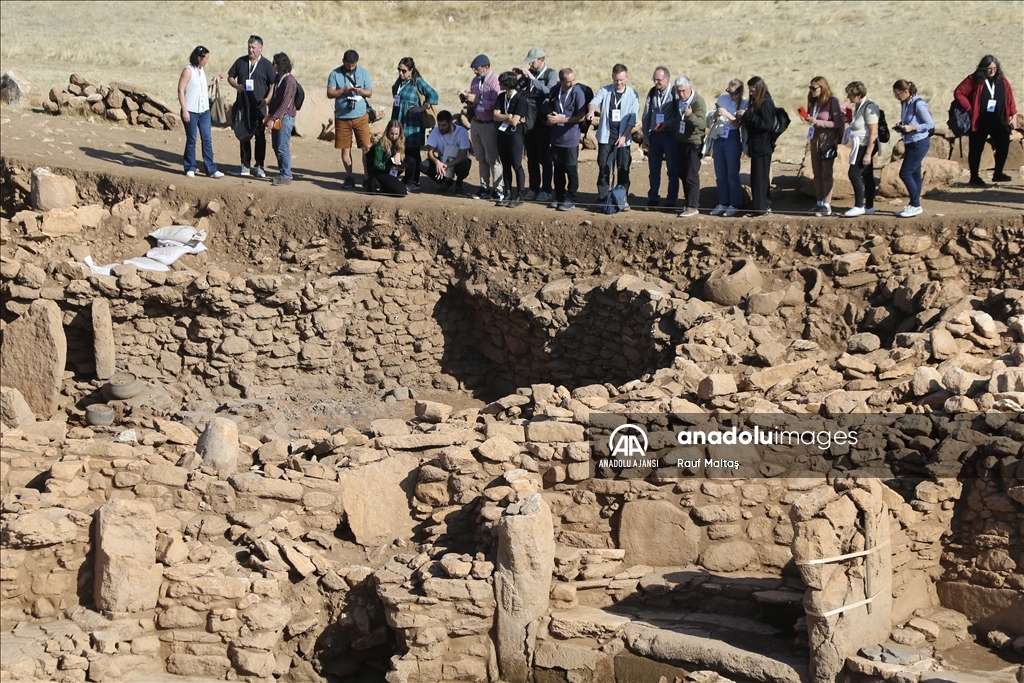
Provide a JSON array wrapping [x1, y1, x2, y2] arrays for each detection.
[[710, 78, 747, 216], [366, 120, 408, 196], [801, 76, 844, 216]]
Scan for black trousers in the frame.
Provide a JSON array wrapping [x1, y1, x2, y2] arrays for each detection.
[[968, 123, 1011, 178], [497, 132, 525, 195], [749, 154, 771, 212], [848, 147, 876, 209], [551, 146, 579, 203], [240, 129, 267, 168], [368, 169, 407, 196], [597, 144, 631, 198], [403, 147, 422, 184], [676, 141, 702, 208], [525, 125, 552, 192]]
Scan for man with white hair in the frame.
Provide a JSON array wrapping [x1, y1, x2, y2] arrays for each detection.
[[673, 75, 707, 217]]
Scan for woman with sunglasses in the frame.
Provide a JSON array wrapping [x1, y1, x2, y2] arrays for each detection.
[[953, 55, 1018, 185], [710, 79, 747, 217], [892, 79, 934, 218], [177, 46, 224, 178], [265, 53, 298, 186], [391, 57, 438, 192], [801, 76, 844, 216]]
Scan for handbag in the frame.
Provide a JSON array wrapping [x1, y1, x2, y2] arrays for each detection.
[[819, 138, 838, 160], [209, 82, 228, 127], [414, 79, 438, 130], [232, 102, 256, 141]]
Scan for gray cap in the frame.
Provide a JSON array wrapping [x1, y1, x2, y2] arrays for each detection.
[[470, 54, 489, 69], [525, 47, 546, 62]]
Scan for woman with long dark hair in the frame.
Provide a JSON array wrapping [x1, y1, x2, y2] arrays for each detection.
[[740, 76, 776, 215], [802, 76, 844, 216], [892, 79, 933, 217], [953, 55, 1018, 185], [177, 46, 224, 178], [493, 71, 528, 207], [265, 52, 298, 186], [391, 57, 438, 192]]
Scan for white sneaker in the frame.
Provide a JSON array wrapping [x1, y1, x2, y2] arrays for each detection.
[[185, 170, 195, 178], [254, 166, 267, 179], [238, 166, 251, 177], [844, 206, 865, 217], [723, 206, 740, 217], [210, 171, 224, 179], [896, 205, 923, 218], [710, 204, 728, 216]]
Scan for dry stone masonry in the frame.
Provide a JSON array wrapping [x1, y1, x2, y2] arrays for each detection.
[[0, 163, 1022, 682], [41, 74, 181, 131]]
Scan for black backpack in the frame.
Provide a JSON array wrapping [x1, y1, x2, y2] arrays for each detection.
[[577, 83, 595, 134], [522, 93, 537, 132], [876, 107, 890, 143], [947, 101, 970, 137], [771, 107, 791, 142], [292, 76, 305, 111]]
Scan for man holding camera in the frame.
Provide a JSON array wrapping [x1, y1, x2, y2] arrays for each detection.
[[421, 110, 473, 194], [458, 54, 503, 200], [516, 48, 558, 202], [327, 49, 373, 189]]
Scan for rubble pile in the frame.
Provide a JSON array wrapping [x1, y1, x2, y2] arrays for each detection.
[[40, 74, 180, 131]]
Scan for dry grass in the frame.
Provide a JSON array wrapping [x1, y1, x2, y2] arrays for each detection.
[[2, 0, 1022, 149]]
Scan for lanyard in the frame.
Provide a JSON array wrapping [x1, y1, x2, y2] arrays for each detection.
[[612, 90, 623, 110], [248, 57, 260, 79], [396, 81, 408, 98], [655, 88, 668, 109], [985, 79, 996, 99], [504, 91, 515, 112], [559, 87, 573, 113]]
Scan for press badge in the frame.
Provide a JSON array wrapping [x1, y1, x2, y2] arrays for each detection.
[[611, 109, 622, 123], [245, 79, 254, 92], [389, 170, 399, 177], [655, 113, 665, 126], [987, 99, 997, 112], [393, 95, 401, 107], [498, 122, 509, 132]]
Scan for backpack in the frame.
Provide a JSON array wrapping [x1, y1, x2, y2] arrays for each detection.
[[522, 93, 537, 132], [876, 107, 890, 144], [947, 101, 970, 137], [771, 107, 791, 143], [599, 151, 628, 214], [577, 83, 595, 134], [293, 76, 305, 111]]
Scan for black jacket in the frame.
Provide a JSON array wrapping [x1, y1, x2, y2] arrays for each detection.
[[743, 95, 776, 158]]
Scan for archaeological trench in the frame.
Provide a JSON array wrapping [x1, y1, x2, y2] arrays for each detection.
[[0, 158, 1022, 683]]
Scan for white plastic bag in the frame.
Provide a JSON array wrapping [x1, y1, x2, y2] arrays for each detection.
[[123, 256, 171, 272], [146, 243, 207, 266], [148, 225, 207, 245], [83, 255, 118, 276]]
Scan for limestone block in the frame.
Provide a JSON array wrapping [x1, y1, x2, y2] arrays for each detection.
[[94, 499, 161, 614], [91, 298, 116, 379], [3, 506, 88, 548], [0, 386, 36, 429], [30, 167, 77, 211], [337, 453, 419, 546], [620, 499, 700, 567], [0, 299, 67, 416], [196, 417, 238, 472]]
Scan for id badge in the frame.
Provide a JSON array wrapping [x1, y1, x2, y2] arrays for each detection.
[[393, 95, 401, 107], [389, 170, 399, 177], [611, 109, 622, 123], [245, 79, 254, 92], [476, 103, 485, 114], [498, 122, 509, 132], [807, 127, 815, 139], [987, 99, 997, 113], [655, 113, 665, 126], [679, 121, 687, 134]]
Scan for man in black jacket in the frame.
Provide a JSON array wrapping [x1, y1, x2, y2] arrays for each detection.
[[516, 48, 559, 202], [641, 66, 680, 209]]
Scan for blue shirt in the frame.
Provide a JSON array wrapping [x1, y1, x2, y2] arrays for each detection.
[[590, 85, 639, 145], [900, 95, 934, 144], [328, 65, 372, 120]]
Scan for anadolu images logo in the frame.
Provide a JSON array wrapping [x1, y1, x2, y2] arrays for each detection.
[[608, 424, 648, 458]]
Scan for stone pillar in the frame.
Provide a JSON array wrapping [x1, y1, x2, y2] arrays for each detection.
[[792, 478, 892, 683], [0, 299, 67, 417], [91, 298, 116, 380], [94, 499, 162, 615], [495, 492, 555, 683]]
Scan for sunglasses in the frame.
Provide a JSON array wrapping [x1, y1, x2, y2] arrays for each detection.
[[398, 67, 410, 74]]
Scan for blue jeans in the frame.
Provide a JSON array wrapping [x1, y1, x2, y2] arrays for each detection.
[[647, 132, 678, 203], [713, 133, 743, 207], [183, 109, 216, 175], [899, 138, 930, 207], [271, 114, 294, 179]]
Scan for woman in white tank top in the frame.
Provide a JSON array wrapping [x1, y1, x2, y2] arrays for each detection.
[[177, 46, 224, 178]]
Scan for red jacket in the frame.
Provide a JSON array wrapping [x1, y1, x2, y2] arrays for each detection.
[[953, 73, 1017, 131]]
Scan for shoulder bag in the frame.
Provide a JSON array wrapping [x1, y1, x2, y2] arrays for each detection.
[[414, 79, 437, 130], [209, 81, 229, 127]]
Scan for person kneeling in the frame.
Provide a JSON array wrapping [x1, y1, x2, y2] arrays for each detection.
[[421, 110, 473, 195], [367, 120, 408, 196]]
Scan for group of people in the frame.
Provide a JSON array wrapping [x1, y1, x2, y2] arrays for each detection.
[[177, 40, 1018, 217]]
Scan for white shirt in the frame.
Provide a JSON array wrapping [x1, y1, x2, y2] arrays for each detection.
[[183, 64, 209, 113]]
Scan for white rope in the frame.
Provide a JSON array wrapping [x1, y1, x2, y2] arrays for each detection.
[[804, 582, 892, 619], [795, 538, 891, 566]]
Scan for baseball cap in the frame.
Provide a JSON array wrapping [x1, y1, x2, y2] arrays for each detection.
[[470, 54, 490, 69], [525, 47, 546, 61]]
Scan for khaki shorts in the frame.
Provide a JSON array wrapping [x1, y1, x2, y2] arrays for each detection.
[[335, 114, 370, 149]]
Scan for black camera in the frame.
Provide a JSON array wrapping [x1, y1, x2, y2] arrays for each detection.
[[458, 93, 467, 103]]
